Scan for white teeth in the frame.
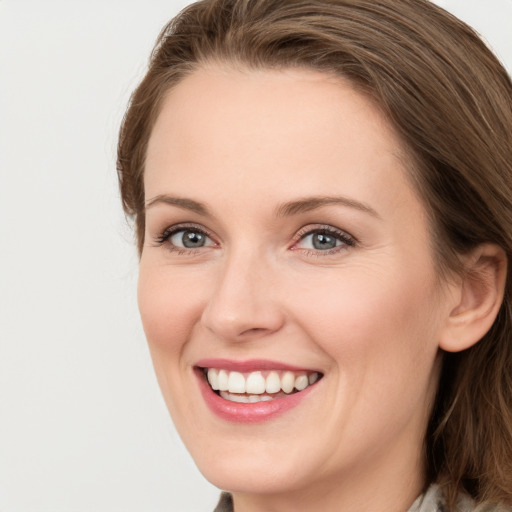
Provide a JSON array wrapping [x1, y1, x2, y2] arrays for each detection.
[[294, 374, 309, 391], [265, 371, 281, 394], [281, 371, 295, 393], [227, 371, 246, 393], [206, 368, 321, 397], [218, 370, 229, 391], [220, 391, 250, 403], [220, 391, 275, 403], [246, 371, 266, 394], [207, 368, 219, 390]]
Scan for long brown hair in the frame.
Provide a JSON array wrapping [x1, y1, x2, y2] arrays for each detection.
[[117, 0, 512, 508]]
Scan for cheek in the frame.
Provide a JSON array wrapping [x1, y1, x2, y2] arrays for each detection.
[[137, 264, 206, 358], [137, 264, 212, 425], [290, 263, 441, 379], [296, 268, 442, 444]]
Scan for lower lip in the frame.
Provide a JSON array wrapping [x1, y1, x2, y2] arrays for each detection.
[[195, 369, 317, 423]]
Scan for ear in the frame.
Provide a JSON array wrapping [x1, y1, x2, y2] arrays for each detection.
[[439, 244, 507, 353]]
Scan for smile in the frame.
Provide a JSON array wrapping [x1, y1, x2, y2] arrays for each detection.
[[194, 359, 323, 422], [204, 368, 320, 403]]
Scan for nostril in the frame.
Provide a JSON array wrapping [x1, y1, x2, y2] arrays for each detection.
[[242, 327, 268, 334]]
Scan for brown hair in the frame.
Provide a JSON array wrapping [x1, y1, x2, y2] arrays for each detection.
[[117, 0, 512, 508]]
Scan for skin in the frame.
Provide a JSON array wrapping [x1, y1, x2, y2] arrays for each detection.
[[139, 65, 463, 512]]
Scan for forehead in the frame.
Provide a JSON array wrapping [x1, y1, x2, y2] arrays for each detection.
[[144, 65, 415, 211]]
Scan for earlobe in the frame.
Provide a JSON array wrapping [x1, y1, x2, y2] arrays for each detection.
[[439, 244, 507, 353]]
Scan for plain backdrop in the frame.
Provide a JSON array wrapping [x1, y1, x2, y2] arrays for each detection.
[[0, 1, 511, 511]]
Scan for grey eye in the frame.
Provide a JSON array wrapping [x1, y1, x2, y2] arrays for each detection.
[[312, 233, 338, 250], [170, 229, 212, 248], [298, 231, 342, 251]]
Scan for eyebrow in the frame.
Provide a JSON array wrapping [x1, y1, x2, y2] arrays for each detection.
[[145, 194, 380, 219], [145, 195, 211, 216], [276, 196, 380, 218]]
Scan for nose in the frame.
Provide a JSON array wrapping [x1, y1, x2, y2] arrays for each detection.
[[200, 249, 285, 342]]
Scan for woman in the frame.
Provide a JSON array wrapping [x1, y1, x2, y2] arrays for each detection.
[[117, 0, 512, 510]]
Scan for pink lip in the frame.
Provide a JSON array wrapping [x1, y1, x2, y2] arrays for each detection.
[[194, 365, 319, 424], [195, 358, 313, 373]]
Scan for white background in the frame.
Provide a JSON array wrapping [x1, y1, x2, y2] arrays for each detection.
[[0, 1, 510, 511]]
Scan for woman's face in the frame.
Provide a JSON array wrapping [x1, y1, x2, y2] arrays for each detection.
[[140, 66, 453, 504]]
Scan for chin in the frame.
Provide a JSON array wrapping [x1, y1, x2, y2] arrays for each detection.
[[171, 412, 316, 495], [193, 450, 309, 495]]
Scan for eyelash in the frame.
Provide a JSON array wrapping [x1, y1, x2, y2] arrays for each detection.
[[153, 223, 357, 256]]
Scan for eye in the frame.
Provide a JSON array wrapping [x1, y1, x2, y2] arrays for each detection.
[[294, 226, 356, 253], [154, 225, 216, 252], [170, 229, 211, 248]]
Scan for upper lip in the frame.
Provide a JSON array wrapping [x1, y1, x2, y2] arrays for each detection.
[[195, 358, 319, 373]]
